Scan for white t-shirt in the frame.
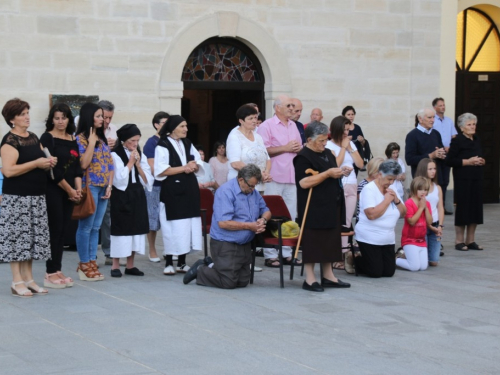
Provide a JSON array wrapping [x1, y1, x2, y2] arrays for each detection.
[[355, 181, 402, 245], [226, 127, 270, 191], [426, 183, 439, 222], [325, 140, 357, 185]]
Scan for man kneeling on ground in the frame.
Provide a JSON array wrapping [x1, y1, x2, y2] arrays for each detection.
[[184, 164, 271, 288]]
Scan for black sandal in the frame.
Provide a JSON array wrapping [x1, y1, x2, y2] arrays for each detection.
[[454, 243, 468, 251], [265, 259, 280, 268], [283, 258, 302, 266], [466, 242, 483, 250]]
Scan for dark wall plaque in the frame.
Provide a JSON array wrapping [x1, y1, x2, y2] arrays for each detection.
[[49, 94, 100, 118]]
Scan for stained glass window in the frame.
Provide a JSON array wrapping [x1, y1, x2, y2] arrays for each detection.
[[182, 43, 261, 82], [456, 8, 500, 72]]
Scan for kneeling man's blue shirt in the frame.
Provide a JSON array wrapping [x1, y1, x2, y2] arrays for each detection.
[[210, 178, 269, 245]]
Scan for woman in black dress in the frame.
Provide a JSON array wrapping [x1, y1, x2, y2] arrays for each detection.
[[0, 98, 57, 297], [40, 103, 83, 289], [293, 121, 351, 292], [446, 113, 485, 251], [342, 105, 371, 172]]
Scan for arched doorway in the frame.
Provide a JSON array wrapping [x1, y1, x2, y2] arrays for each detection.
[[455, 7, 500, 203], [180, 38, 265, 155]]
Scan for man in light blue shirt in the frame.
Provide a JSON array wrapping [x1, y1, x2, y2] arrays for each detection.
[[432, 98, 457, 214], [183, 164, 271, 289]]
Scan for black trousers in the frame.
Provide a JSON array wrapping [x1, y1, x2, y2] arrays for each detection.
[[45, 183, 74, 273], [197, 239, 251, 289], [355, 241, 395, 278]]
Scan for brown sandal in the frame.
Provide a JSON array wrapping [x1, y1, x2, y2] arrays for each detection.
[[89, 260, 105, 280], [77, 262, 101, 281]]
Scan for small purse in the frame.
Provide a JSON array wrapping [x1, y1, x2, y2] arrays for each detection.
[[71, 169, 96, 220]]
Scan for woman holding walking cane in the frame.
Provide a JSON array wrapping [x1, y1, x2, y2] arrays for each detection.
[[293, 121, 351, 292]]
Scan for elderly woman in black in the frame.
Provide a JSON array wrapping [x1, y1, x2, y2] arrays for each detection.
[[293, 121, 351, 292], [446, 113, 485, 251], [0, 98, 57, 297], [40, 103, 83, 289]]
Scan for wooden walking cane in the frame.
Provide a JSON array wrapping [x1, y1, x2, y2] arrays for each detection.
[[293, 168, 318, 259]]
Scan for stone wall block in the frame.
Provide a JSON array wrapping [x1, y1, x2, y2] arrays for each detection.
[[21, 0, 93, 15], [30, 70, 67, 91], [79, 18, 130, 36], [0, 69, 29, 89], [112, 1, 148, 18], [10, 51, 51, 69], [67, 71, 117, 92], [37, 16, 78, 35], [52, 53, 90, 70], [355, 0, 388, 12], [389, 0, 411, 14], [129, 55, 163, 71], [141, 21, 163, 38], [91, 55, 129, 71], [115, 73, 158, 92], [350, 30, 396, 47], [9, 15, 36, 34], [115, 38, 167, 54], [150, 2, 178, 21]]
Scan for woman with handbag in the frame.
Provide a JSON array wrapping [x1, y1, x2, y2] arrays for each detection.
[[0, 98, 57, 297], [154, 115, 203, 276], [75, 102, 114, 281], [109, 124, 153, 277], [40, 103, 83, 289]]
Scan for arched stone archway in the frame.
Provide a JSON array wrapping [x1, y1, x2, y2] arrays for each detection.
[[158, 11, 292, 116]]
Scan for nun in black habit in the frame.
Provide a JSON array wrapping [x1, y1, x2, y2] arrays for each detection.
[[110, 124, 153, 277]]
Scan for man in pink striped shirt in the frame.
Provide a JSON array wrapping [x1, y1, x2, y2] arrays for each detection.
[[257, 95, 303, 267]]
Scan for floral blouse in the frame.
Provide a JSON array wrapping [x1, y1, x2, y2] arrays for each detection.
[[76, 134, 114, 187]]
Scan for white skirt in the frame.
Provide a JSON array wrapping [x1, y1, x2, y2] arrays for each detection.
[[159, 203, 202, 255], [110, 235, 146, 258]]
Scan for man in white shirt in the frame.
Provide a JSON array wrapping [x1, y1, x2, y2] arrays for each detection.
[[432, 98, 457, 215], [98, 100, 118, 264]]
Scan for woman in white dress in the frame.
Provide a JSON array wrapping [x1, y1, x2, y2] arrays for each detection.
[[110, 124, 153, 277], [226, 104, 272, 193], [154, 115, 203, 276]]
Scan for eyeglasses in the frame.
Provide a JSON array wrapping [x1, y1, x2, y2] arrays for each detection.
[[243, 178, 256, 189]]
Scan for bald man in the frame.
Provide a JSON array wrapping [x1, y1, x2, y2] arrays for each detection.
[[304, 108, 323, 128], [291, 98, 306, 144]]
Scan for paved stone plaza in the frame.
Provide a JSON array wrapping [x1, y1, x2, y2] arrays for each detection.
[[1, 204, 499, 375]]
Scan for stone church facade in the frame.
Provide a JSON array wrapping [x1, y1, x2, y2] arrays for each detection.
[[0, 0, 498, 163]]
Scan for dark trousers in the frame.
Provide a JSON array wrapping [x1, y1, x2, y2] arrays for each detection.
[[355, 241, 395, 278], [45, 183, 74, 273], [437, 162, 450, 206], [197, 239, 251, 289]]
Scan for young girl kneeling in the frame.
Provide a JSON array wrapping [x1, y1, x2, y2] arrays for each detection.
[[397, 177, 432, 272]]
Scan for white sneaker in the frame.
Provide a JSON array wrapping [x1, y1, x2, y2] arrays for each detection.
[[163, 265, 176, 275], [149, 257, 161, 263], [250, 264, 262, 272], [173, 255, 178, 261], [176, 264, 190, 273]]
